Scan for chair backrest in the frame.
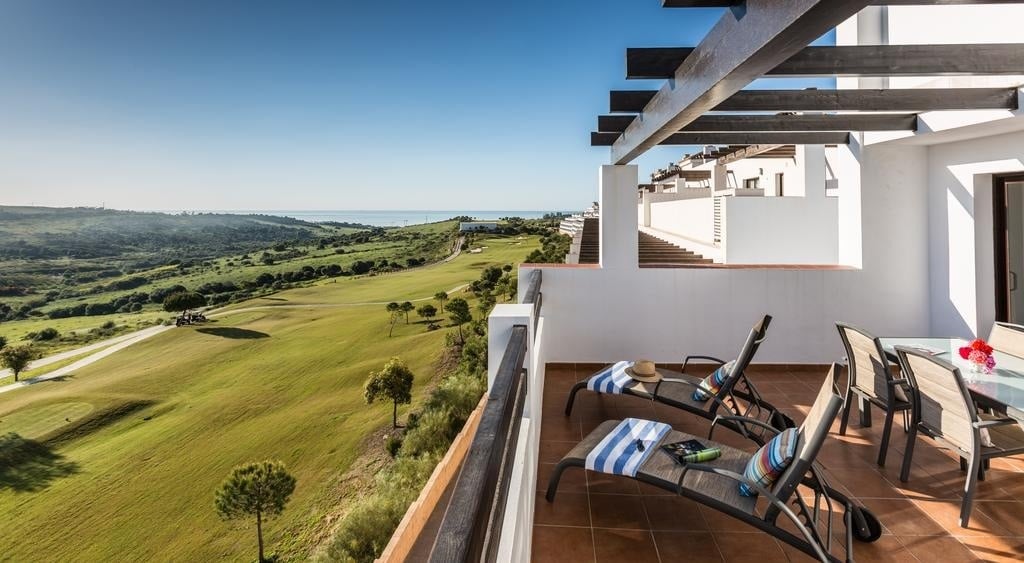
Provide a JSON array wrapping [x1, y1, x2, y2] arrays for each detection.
[[769, 365, 843, 506], [989, 321, 1024, 358], [709, 314, 772, 401], [895, 346, 978, 454], [836, 322, 897, 403]]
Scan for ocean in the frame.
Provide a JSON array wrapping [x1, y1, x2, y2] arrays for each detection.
[[193, 210, 561, 227]]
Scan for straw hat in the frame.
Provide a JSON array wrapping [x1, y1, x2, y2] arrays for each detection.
[[626, 360, 662, 383]]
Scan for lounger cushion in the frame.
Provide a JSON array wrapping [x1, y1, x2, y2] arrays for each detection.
[[740, 427, 797, 496], [692, 361, 735, 401]]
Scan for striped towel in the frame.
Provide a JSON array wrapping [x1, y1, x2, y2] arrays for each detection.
[[586, 361, 635, 394], [586, 418, 672, 477]]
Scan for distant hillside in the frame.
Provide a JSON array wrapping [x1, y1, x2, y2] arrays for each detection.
[[0, 206, 372, 260]]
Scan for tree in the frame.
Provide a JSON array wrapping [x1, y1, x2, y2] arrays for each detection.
[[163, 291, 207, 313], [416, 304, 437, 322], [385, 302, 401, 337], [0, 345, 37, 382], [0, 335, 6, 350], [434, 291, 448, 309], [444, 298, 473, 344], [364, 357, 414, 428], [214, 460, 296, 563], [400, 301, 414, 325]]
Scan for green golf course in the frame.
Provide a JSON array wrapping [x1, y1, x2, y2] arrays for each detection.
[[0, 234, 539, 561]]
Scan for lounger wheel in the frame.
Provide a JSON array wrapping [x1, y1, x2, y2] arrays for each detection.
[[851, 506, 882, 543]]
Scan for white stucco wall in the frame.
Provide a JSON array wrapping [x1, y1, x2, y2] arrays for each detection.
[[722, 196, 838, 264], [648, 197, 716, 245], [925, 129, 1024, 339]]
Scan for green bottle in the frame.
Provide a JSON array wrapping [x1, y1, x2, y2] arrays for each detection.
[[681, 448, 721, 463]]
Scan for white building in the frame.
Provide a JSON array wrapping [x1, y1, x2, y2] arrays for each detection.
[[458, 221, 500, 232]]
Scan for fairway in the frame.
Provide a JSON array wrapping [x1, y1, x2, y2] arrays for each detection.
[[0, 235, 539, 561]]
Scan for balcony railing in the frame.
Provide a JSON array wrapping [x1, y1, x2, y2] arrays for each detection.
[[428, 269, 541, 562]]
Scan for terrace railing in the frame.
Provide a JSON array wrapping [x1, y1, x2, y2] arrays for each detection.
[[428, 269, 541, 562]]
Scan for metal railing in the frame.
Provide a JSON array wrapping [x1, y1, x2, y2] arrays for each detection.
[[428, 269, 541, 562]]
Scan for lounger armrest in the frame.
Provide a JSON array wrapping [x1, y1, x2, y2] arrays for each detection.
[[658, 377, 732, 412], [682, 355, 727, 371], [975, 417, 1019, 429], [677, 465, 829, 562], [709, 414, 781, 442]]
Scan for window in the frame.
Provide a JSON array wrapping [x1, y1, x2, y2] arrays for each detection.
[[743, 177, 760, 190]]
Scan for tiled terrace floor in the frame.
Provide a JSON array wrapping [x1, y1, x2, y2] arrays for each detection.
[[533, 363, 1024, 562]]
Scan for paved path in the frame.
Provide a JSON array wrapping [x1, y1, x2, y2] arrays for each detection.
[[0, 325, 172, 395]]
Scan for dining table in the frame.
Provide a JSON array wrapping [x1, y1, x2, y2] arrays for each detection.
[[879, 337, 1024, 423]]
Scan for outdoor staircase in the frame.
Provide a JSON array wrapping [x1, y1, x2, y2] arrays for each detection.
[[638, 231, 712, 266], [578, 218, 600, 264], [575, 218, 712, 266]]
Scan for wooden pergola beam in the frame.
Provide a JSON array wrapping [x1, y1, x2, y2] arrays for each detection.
[[609, 87, 1018, 113], [593, 131, 851, 147], [717, 144, 784, 166], [610, 0, 873, 164], [598, 113, 918, 133], [627, 44, 1024, 79]]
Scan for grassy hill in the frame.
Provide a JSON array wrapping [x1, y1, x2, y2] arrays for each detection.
[[0, 234, 539, 561]]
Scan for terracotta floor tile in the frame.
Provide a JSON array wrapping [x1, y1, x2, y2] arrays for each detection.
[[897, 535, 981, 561], [862, 498, 946, 536], [642, 495, 708, 532], [958, 534, 1024, 563], [538, 463, 587, 494], [911, 498, 1013, 537], [711, 532, 788, 563], [589, 494, 649, 530], [593, 529, 659, 563], [651, 531, 723, 562], [974, 501, 1024, 536], [535, 492, 590, 527], [540, 416, 582, 442], [532, 525, 594, 563], [846, 535, 916, 562], [827, 467, 906, 499], [538, 440, 576, 464]]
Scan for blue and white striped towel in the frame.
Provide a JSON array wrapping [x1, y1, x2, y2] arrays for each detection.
[[585, 418, 672, 477], [586, 361, 635, 394]]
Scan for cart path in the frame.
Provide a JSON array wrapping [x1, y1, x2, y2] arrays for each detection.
[[0, 325, 173, 394], [0, 283, 469, 395]]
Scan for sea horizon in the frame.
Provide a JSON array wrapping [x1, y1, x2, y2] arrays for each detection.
[[159, 209, 568, 227]]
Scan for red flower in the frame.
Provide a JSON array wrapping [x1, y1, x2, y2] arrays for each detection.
[[970, 339, 994, 355], [959, 346, 971, 359]]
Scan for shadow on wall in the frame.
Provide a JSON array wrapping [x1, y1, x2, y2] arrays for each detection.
[[196, 327, 270, 340], [0, 433, 80, 492]]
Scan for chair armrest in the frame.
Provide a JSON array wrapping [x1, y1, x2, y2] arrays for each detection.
[[677, 464, 829, 562], [975, 417, 1019, 429], [682, 355, 727, 372], [658, 377, 732, 413], [709, 414, 781, 442]]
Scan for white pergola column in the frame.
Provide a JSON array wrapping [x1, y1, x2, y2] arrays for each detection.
[[599, 165, 639, 269], [641, 191, 652, 227], [711, 164, 728, 193], [802, 144, 827, 199]]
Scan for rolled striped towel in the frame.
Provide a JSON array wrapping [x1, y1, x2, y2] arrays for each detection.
[[586, 361, 634, 394], [585, 418, 672, 477]]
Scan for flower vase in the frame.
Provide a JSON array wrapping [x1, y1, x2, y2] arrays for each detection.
[[968, 361, 984, 373]]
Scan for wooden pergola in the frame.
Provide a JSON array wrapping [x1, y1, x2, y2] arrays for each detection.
[[593, 0, 1024, 162]]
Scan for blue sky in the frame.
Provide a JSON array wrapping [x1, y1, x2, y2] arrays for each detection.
[[0, 0, 832, 212]]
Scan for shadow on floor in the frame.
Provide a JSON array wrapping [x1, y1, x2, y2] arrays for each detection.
[[0, 433, 79, 492], [196, 327, 270, 339]]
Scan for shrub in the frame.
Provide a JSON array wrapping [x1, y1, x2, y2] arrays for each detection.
[[325, 493, 409, 563], [384, 434, 403, 458], [33, 327, 60, 341], [101, 320, 116, 329]]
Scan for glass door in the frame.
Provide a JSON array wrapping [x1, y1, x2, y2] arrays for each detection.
[[995, 176, 1024, 323]]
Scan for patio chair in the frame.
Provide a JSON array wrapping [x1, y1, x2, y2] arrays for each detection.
[[564, 315, 794, 444], [988, 321, 1024, 357], [894, 346, 1024, 528], [835, 322, 913, 467], [547, 365, 881, 563]]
